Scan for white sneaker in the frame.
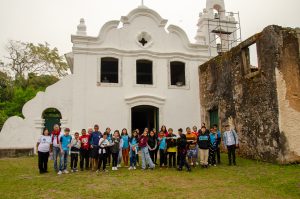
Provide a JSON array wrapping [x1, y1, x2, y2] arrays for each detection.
[[57, 170, 62, 175], [128, 166, 133, 170], [63, 170, 69, 174], [112, 167, 115, 171], [115, 167, 118, 171], [117, 164, 121, 168], [133, 166, 136, 170], [96, 169, 99, 173]]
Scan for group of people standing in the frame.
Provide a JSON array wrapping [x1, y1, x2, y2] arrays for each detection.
[[36, 123, 239, 174]]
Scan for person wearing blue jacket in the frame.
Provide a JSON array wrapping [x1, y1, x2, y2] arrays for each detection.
[[128, 130, 139, 170], [223, 124, 239, 166], [208, 128, 217, 166], [158, 131, 167, 167], [213, 124, 222, 164], [198, 126, 210, 168], [89, 124, 102, 171]]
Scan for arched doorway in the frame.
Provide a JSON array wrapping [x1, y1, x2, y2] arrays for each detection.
[[131, 105, 159, 134], [42, 108, 62, 133]]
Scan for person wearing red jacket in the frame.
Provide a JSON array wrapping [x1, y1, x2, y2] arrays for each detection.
[[79, 129, 90, 171]]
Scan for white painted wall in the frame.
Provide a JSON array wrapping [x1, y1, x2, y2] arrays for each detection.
[[0, 6, 210, 150]]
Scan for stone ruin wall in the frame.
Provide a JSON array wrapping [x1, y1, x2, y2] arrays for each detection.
[[199, 25, 300, 164]]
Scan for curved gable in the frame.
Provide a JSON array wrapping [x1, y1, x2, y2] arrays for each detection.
[[71, 6, 208, 55]]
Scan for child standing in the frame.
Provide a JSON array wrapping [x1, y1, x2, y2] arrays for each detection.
[[87, 128, 93, 169], [213, 124, 222, 164], [79, 129, 90, 171], [111, 130, 120, 171], [97, 133, 110, 172], [177, 129, 191, 172], [166, 128, 177, 168], [192, 126, 199, 166], [208, 128, 217, 166], [121, 128, 130, 167], [139, 129, 155, 170], [129, 130, 138, 170], [90, 124, 102, 171], [70, 132, 81, 172], [37, 128, 52, 174], [147, 130, 157, 163], [153, 128, 158, 165], [58, 128, 72, 175], [105, 127, 112, 166], [158, 131, 167, 167], [198, 126, 210, 168], [186, 127, 197, 166]]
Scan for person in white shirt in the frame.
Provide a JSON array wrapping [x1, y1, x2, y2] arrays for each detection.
[[97, 133, 111, 172], [37, 128, 52, 174], [223, 124, 239, 166]]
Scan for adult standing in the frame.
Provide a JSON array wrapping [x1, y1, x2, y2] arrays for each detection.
[[37, 128, 52, 174], [51, 124, 61, 172], [223, 124, 239, 166]]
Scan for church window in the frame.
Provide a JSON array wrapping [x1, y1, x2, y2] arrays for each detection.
[[170, 61, 186, 86], [136, 59, 153, 85], [101, 57, 119, 83]]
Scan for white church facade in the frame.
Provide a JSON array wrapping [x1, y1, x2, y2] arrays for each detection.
[[0, 0, 238, 149]]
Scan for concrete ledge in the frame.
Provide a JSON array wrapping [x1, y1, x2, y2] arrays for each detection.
[[0, 148, 34, 158]]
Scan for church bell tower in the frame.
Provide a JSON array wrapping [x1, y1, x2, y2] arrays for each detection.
[[195, 0, 241, 56]]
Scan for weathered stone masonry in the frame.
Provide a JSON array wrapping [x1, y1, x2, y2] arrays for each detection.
[[199, 25, 300, 164]]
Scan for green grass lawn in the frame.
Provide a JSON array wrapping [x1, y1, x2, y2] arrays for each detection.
[[0, 155, 299, 199]]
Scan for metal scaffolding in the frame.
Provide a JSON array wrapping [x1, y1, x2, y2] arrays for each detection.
[[207, 11, 242, 56]]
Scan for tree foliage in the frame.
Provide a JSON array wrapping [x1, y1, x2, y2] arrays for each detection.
[[3, 40, 69, 79], [0, 72, 59, 131], [0, 40, 66, 131]]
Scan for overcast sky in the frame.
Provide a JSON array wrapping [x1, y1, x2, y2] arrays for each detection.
[[0, 0, 299, 57]]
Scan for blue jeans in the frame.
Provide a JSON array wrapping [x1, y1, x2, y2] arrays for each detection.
[[130, 149, 136, 167], [60, 150, 69, 171], [53, 146, 62, 171], [141, 147, 155, 169]]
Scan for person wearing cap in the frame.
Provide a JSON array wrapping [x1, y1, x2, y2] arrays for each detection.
[[223, 124, 239, 166], [90, 124, 102, 171]]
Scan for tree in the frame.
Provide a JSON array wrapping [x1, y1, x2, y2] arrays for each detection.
[[0, 71, 13, 102], [27, 73, 59, 89], [2, 40, 69, 80]]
